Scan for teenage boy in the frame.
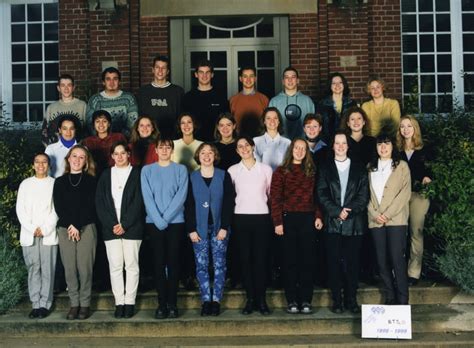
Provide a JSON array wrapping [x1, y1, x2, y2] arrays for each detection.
[[86, 67, 138, 137], [42, 74, 86, 146], [269, 67, 315, 139], [229, 66, 269, 131], [182, 60, 229, 141], [138, 56, 184, 139]]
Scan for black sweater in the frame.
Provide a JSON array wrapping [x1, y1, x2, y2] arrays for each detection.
[[53, 173, 97, 229], [400, 147, 432, 192], [348, 135, 376, 167], [214, 141, 240, 171], [95, 166, 145, 240]]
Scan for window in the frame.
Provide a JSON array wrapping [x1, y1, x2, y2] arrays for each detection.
[[1, 0, 59, 126], [401, 0, 473, 112]]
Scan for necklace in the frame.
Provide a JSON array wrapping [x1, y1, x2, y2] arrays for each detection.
[[68, 173, 83, 187]]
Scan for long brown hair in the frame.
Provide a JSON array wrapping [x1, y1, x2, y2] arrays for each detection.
[[279, 138, 315, 177], [64, 144, 96, 176], [130, 115, 159, 143], [397, 115, 424, 151]]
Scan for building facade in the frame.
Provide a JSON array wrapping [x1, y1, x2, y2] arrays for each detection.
[[1, 0, 472, 126]]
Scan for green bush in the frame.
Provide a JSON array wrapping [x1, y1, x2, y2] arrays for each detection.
[[421, 110, 474, 293], [0, 234, 27, 314]]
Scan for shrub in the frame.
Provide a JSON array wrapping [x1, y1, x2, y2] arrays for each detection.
[[421, 110, 474, 293]]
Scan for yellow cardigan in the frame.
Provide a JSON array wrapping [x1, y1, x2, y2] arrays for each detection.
[[362, 98, 401, 137], [368, 160, 411, 228]]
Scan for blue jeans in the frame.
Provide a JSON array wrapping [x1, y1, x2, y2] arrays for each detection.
[[192, 226, 229, 302]]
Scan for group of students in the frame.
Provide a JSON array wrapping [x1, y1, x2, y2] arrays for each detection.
[[17, 62, 432, 321]]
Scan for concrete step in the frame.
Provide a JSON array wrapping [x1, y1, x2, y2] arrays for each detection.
[[1, 304, 473, 338], [12, 281, 473, 312], [2, 332, 474, 347]]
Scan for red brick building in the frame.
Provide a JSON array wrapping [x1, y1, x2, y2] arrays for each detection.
[[1, 0, 472, 125]]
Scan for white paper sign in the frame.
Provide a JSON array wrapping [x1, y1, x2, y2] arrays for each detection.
[[361, 304, 412, 339]]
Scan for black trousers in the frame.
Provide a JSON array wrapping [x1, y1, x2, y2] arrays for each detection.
[[147, 223, 184, 307], [370, 225, 409, 304], [233, 214, 271, 302], [281, 212, 316, 304], [325, 233, 362, 304]]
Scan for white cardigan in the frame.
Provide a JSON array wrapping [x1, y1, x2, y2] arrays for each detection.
[[16, 176, 58, 246]]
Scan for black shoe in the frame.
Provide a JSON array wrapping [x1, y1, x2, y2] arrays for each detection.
[[28, 309, 39, 319], [168, 305, 179, 318], [114, 305, 124, 318], [242, 299, 254, 315], [37, 307, 49, 319], [123, 305, 135, 318], [408, 277, 419, 286], [201, 301, 212, 316], [347, 302, 361, 314], [384, 298, 397, 305], [331, 303, 344, 314], [155, 306, 168, 319], [211, 301, 220, 316], [300, 302, 313, 314], [258, 301, 270, 316], [286, 302, 299, 314]]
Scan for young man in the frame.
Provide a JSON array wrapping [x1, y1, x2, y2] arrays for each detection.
[[42, 74, 86, 147], [138, 56, 184, 139], [229, 66, 269, 131], [86, 67, 138, 137], [182, 60, 229, 142], [269, 67, 315, 140]]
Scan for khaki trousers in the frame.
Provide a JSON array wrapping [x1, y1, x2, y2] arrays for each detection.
[[407, 192, 430, 279]]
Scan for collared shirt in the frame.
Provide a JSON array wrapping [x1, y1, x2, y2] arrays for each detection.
[[253, 132, 291, 171], [228, 161, 273, 214]]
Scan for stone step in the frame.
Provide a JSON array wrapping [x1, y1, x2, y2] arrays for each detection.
[[12, 281, 472, 312], [2, 332, 474, 347], [1, 304, 473, 338]]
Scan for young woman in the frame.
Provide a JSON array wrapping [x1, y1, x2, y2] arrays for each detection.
[[270, 138, 323, 314], [397, 115, 432, 286], [361, 76, 401, 138], [172, 112, 203, 172], [129, 115, 159, 167], [95, 141, 144, 319], [342, 106, 376, 167], [253, 107, 291, 171], [82, 110, 127, 176], [185, 143, 235, 316], [141, 137, 188, 319], [16, 153, 58, 319], [53, 145, 97, 320], [228, 136, 273, 315], [317, 132, 369, 314], [368, 133, 411, 305], [302, 113, 329, 167], [317, 72, 357, 139], [214, 112, 240, 171]]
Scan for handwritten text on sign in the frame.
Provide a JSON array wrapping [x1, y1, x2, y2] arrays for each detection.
[[361, 304, 412, 339]]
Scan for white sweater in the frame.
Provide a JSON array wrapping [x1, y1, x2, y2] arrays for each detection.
[[16, 176, 58, 246]]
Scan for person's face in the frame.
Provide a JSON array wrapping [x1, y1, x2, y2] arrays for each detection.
[[331, 76, 344, 95], [347, 112, 365, 133], [111, 145, 130, 168], [333, 134, 349, 158], [152, 60, 169, 83], [218, 118, 235, 139], [156, 142, 173, 161], [94, 116, 110, 135], [103, 72, 120, 93], [59, 120, 76, 141], [369, 80, 384, 99], [57, 78, 74, 99], [303, 119, 322, 139], [239, 69, 256, 90], [400, 118, 415, 140], [264, 111, 280, 132], [180, 115, 194, 137], [138, 118, 154, 138], [236, 139, 254, 160], [292, 140, 307, 163], [198, 145, 215, 167], [283, 70, 298, 92], [377, 140, 393, 160], [195, 66, 213, 86], [33, 155, 49, 178], [68, 148, 87, 173]]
